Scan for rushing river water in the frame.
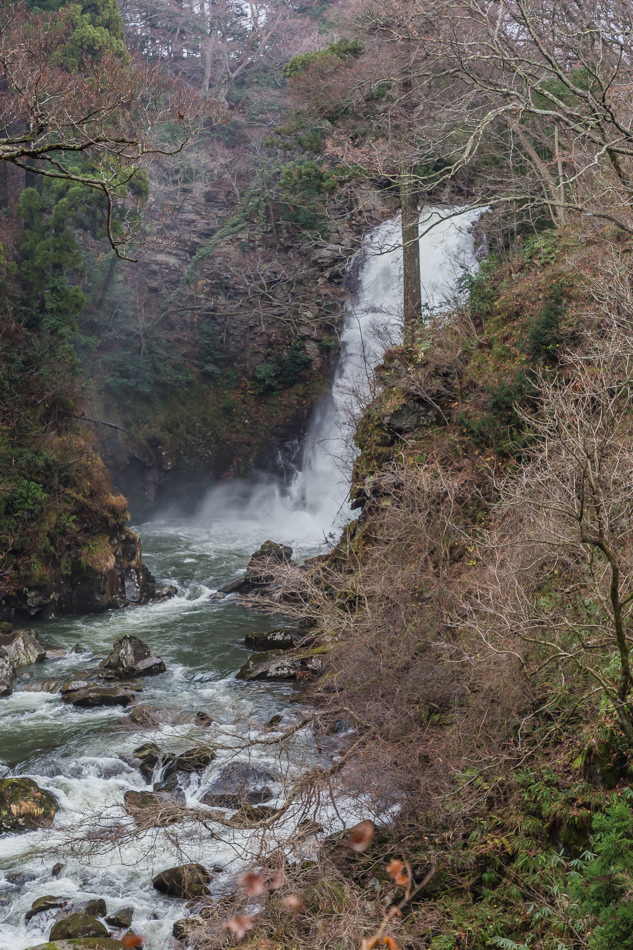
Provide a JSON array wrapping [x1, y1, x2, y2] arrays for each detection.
[[0, 209, 480, 950]]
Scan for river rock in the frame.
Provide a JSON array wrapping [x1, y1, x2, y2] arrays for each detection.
[[163, 746, 216, 777], [152, 863, 211, 898], [0, 648, 15, 696], [100, 635, 165, 679], [81, 900, 107, 918], [25, 895, 68, 920], [200, 762, 275, 809], [0, 777, 58, 833], [219, 540, 294, 596], [244, 628, 300, 651], [131, 742, 160, 781], [49, 913, 109, 941], [60, 686, 133, 708], [124, 787, 186, 811], [105, 907, 133, 929], [0, 629, 46, 667], [236, 647, 325, 681]]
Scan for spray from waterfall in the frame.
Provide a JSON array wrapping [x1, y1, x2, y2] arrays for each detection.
[[197, 207, 481, 548]]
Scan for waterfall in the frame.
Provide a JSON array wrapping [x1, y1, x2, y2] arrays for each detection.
[[197, 207, 481, 548], [288, 207, 481, 534]]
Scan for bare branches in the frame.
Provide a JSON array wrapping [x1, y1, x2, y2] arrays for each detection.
[[0, 3, 211, 256]]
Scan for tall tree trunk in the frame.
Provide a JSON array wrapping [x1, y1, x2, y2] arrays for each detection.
[[400, 168, 421, 343]]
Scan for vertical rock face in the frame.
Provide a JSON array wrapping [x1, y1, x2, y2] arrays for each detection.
[[0, 647, 15, 696], [0, 527, 175, 621]]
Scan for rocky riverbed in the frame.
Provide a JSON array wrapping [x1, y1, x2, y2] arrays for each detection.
[[0, 513, 339, 950]]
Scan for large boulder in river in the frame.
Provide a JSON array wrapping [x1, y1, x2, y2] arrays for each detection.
[[49, 914, 109, 941], [0, 777, 58, 833], [200, 762, 275, 809], [60, 685, 133, 708], [0, 647, 15, 696], [0, 629, 46, 667], [152, 863, 211, 898], [236, 647, 325, 682], [100, 635, 165, 678]]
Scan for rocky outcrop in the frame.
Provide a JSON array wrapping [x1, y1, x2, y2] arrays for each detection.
[[152, 863, 211, 898], [0, 528, 176, 622], [0, 647, 15, 696], [0, 628, 46, 667], [236, 647, 325, 681], [0, 777, 58, 833], [200, 762, 275, 809], [49, 914, 109, 941], [219, 541, 293, 597], [99, 635, 165, 679]]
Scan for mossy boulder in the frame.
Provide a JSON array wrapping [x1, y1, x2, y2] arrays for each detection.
[[0, 777, 58, 833], [152, 862, 211, 898], [49, 914, 109, 940]]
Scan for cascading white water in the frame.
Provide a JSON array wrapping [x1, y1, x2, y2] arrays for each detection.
[[195, 208, 480, 546], [280, 206, 481, 538]]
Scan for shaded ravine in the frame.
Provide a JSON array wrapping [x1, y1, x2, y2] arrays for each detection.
[[0, 208, 479, 950]]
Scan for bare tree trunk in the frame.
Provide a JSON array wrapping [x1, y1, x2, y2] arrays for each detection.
[[400, 168, 421, 343]]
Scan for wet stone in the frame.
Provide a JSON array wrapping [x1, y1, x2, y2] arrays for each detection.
[[61, 686, 133, 708], [25, 895, 67, 920], [200, 762, 276, 809], [81, 899, 107, 918], [0, 629, 46, 668], [0, 647, 15, 697], [99, 635, 165, 679], [49, 912, 109, 940], [152, 863, 211, 899], [105, 907, 134, 929]]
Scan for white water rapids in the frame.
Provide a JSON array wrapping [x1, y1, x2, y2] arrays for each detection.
[[0, 209, 479, 950]]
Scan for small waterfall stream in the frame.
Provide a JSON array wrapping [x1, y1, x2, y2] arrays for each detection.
[[0, 208, 479, 950]]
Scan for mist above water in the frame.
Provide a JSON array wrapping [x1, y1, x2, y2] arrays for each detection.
[[195, 207, 481, 548]]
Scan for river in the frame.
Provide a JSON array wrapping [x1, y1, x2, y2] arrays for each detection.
[[0, 208, 480, 950]]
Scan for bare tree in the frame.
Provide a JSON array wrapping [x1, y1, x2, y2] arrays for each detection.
[[465, 326, 633, 742], [0, 3, 206, 255]]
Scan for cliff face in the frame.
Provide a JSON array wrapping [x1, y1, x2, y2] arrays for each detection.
[[78, 162, 392, 517]]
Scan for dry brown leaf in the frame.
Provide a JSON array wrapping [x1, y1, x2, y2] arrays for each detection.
[[345, 819, 375, 852]]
